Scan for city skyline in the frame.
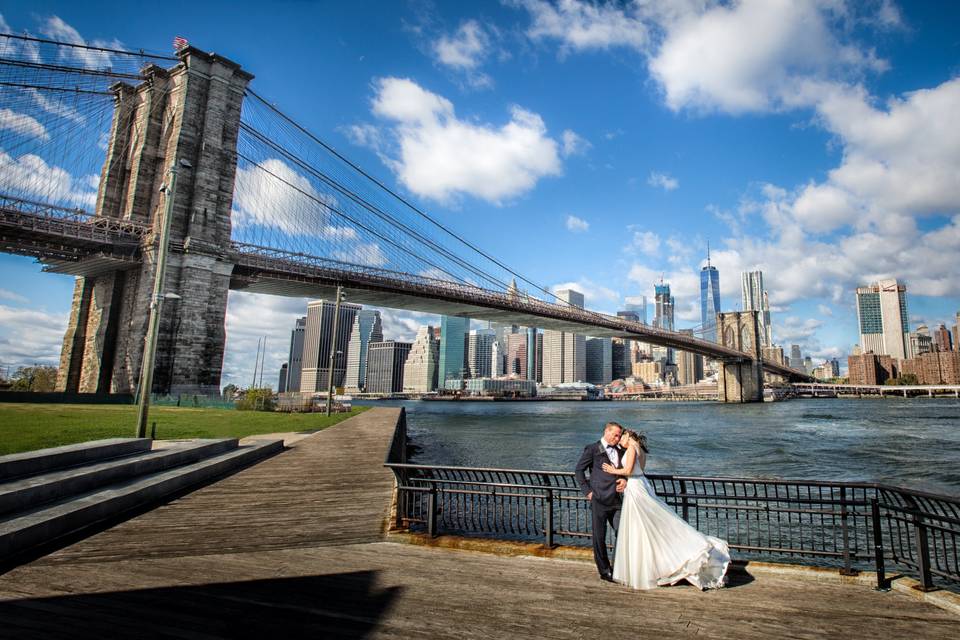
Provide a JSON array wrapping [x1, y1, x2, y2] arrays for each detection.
[[1, 3, 958, 389]]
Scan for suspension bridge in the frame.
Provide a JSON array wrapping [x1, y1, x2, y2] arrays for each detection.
[[0, 34, 810, 402]]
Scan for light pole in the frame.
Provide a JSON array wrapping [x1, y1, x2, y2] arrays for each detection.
[[135, 159, 188, 438], [325, 285, 344, 416]]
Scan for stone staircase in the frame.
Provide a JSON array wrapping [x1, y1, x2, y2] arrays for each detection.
[[0, 437, 283, 564]]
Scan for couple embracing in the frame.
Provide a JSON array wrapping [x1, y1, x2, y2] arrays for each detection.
[[575, 421, 730, 590]]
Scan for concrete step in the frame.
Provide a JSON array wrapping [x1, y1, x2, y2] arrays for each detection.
[[0, 439, 284, 563], [0, 439, 239, 517], [0, 439, 152, 481]]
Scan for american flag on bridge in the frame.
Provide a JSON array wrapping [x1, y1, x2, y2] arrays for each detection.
[[173, 36, 189, 52]]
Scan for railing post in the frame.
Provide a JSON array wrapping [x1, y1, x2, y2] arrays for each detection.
[[839, 487, 856, 575], [871, 498, 888, 590], [679, 479, 689, 521], [912, 511, 935, 591], [427, 483, 438, 538], [544, 489, 554, 549]]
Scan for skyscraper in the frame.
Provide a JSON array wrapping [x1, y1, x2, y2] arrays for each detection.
[[700, 245, 721, 342], [284, 316, 306, 393], [953, 312, 959, 352], [856, 279, 910, 360], [438, 315, 470, 386], [934, 324, 953, 352], [623, 297, 647, 324], [676, 331, 704, 385], [366, 341, 412, 394], [403, 325, 439, 392], [299, 300, 360, 393], [542, 289, 586, 384], [343, 309, 383, 392], [653, 282, 675, 364], [277, 363, 288, 393], [467, 329, 496, 379], [585, 337, 613, 385], [741, 270, 773, 346], [507, 332, 528, 378], [790, 344, 803, 369]]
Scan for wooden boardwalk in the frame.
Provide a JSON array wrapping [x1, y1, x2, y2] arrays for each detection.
[[0, 408, 956, 639]]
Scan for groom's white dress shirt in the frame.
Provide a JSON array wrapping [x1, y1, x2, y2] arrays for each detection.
[[599, 437, 620, 466]]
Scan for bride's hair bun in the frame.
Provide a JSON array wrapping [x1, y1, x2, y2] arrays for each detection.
[[623, 429, 649, 453]]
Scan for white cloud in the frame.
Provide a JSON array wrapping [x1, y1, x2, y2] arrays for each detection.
[[364, 77, 562, 204], [434, 20, 489, 70], [561, 129, 590, 157], [647, 171, 678, 191], [40, 16, 124, 70], [0, 150, 98, 209], [332, 243, 388, 268], [817, 304, 834, 317], [565, 214, 589, 233], [647, 0, 889, 114], [513, 0, 649, 53], [625, 230, 660, 256], [0, 289, 28, 304], [0, 108, 49, 141], [0, 304, 67, 369]]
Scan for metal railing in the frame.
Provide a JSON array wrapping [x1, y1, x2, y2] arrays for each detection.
[[384, 412, 959, 591]]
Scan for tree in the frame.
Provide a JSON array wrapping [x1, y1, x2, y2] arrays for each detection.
[[10, 365, 57, 392], [235, 387, 275, 411], [897, 373, 919, 385], [222, 383, 239, 400]]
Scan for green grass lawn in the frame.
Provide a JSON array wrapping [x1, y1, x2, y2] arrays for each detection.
[[0, 403, 370, 456]]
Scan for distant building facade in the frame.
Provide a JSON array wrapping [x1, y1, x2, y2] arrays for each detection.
[[542, 289, 586, 384], [344, 310, 383, 393], [438, 316, 470, 387], [366, 341, 412, 394], [284, 316, 306, 394], [856, 279, 910, 360], [403, 325, 439, 392], [700, 248, 721, 342], [300, 300, 361, 393], [848, 352, 897, 385], [933, 324, 953, 352], [585, 337, 613, 385], [741, 270, 773, 347], [467, 329, 496, 379], [277, 363, 288, 393]]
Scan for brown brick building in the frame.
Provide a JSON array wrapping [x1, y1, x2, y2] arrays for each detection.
[[848, 353, 897, 385]]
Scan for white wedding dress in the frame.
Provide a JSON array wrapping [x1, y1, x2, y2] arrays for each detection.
[[612, 457, 730, 590]]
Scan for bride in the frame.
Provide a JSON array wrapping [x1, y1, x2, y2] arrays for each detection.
[[602, 429, 730, 590]]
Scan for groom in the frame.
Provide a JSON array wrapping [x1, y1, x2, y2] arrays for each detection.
[[575, 421, 627, 582]]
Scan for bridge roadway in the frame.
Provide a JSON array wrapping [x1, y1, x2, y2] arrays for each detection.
[[0, 408, 953, 638], [0, 195, 809, 382]]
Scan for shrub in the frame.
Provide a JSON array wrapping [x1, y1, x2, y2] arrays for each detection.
[[235, 387, 276, 411]]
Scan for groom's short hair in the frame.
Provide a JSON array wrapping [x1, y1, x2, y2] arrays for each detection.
[[604, 421, 623, 433]]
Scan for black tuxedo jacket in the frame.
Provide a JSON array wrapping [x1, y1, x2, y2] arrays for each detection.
[[575, 441, 624, 507]]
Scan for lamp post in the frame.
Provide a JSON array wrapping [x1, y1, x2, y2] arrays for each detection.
[[325, 285, 344, 416], [135, 160, 188, 438]]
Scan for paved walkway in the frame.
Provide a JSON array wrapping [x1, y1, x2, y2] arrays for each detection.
[[0, 408, 955, 639]]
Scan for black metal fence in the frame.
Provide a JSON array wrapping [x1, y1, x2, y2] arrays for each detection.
[[384, 411, 959, 591]]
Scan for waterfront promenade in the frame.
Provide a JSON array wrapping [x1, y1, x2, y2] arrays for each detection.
[[0, 408, 955, 638]]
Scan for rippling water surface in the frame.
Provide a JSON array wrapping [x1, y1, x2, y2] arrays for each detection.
[[359, 398, 960, 496]]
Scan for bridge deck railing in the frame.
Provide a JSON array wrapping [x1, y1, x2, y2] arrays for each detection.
[[384, 411, 959, 591]]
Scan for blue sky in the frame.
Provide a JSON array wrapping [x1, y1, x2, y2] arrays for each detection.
[[1, 0, 958, 387]]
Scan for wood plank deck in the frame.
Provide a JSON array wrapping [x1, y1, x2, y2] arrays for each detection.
[[0, 407, 955, 639]]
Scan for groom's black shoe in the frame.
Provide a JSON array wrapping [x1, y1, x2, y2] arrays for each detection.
[[599, 571, 614, 583]]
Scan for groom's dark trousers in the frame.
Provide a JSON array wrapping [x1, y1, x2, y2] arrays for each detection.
[[575, 442, 624, 577]]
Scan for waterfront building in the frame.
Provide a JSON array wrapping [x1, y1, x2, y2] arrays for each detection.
[[277, 363, 288, 393], [856, 279, 910, 360], [438, 316, 470, 386], [632, 360, 663, 384], [934, 324, 953, 352], [403, 325, 439, 392], [467, 329, 496, 379], [299, 300, 361, 393], [812, 362, 834, 380], [848, 352, 896, 385], [366, 341, 412, 394], [585, 337, 613, 385], [542, 289, 586, 384], [741, 270, 773, 347], [908, 330, 933, 358], [789, 345, 803, 369], [343, 310, 383, 393], [443, 377, 537, 397], [700, 246, 721, 343], [611, 338, 632, 380], [830, 358, 840, 377], [507, 332, 528, 379], [284, 316, 306, 394]]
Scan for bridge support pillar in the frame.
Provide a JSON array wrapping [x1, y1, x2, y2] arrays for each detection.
[[716, 311, 764, 403], [56, 48, 252, 396]]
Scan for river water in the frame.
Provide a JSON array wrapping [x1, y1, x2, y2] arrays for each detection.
[[358, 398, 960, 496]]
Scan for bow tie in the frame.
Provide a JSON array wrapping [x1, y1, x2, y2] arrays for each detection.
[[606, 445, 617, 451]]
